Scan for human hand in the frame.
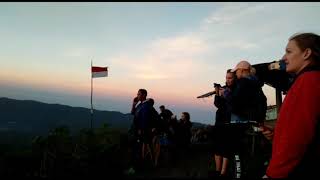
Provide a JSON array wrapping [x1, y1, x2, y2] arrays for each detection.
[[262, 174, 269, 178], [260, 125, 274, 141], [214, 87, 220, 95], [218, 88, 225, 96], [133, 97, 139, 105]]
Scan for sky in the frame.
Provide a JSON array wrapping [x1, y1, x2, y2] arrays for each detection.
[[1, 2, 320, 125]]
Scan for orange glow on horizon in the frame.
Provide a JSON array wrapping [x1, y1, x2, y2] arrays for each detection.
[[0, 70, 276, 113]]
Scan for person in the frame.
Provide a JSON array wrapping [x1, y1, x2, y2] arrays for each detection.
[[130, 89, 154, 144], [159, 105, 174, 134], [143, 98, 161, 167], [129, 89, 155, 171], [174, 112, 192, 172], [211, 69, 236, 177], [230, 60, 267, 124], [262, 32, 320, 178], [176, 112, 192, 150], [229, 60, 267, 177], [158, 105, 175, 152]]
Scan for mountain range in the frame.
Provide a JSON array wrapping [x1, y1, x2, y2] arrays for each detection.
[[0, 97, 133, 135], [0, 97, 208, 135]]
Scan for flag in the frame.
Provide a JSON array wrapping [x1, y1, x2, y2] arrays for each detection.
[[92, 66, 108, 78]]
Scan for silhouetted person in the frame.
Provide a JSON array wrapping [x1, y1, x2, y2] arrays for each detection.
[[211, 69, 236, 177], [159, 105, 173, 135], [129, 89, 155, 172]]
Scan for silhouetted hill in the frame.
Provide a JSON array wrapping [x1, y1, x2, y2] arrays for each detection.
[[191, 122, 208, 129], [0, 97, 132, 135]]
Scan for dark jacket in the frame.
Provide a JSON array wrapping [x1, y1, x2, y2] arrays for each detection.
[[231, 75, 267, 123], [159, 109, 173, 133], [176, 120, 192, 147], [214, 86, 233, 126], [132, 100, 154, 130]]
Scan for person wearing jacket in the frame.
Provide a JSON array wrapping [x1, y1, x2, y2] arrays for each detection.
[[230, 60, 267, 124], [229, 60, 267, 177], [211, 69, 236, 177], [262, 32, 320, 178], [130, 89, 155, 171]]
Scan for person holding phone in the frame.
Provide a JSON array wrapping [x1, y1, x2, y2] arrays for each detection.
[[129, 89, 155, 172]]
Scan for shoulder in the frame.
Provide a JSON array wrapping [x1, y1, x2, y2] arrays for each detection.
[[166, 109, 173, 114], [300, 71, 320, 81], [286, 71, 320, 102], [139, 102, 150, 110], [294, 71, 320, 88]]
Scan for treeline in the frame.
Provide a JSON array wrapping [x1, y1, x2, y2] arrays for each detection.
[[0, 123, 130, 178], [0, 122, 215, 178]]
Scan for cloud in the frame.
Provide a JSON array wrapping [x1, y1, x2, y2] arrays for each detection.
[[203, 3, 255, 26], [149, 34, 208, 57], [106, 2, 320, 107], [109, 33, 209, 81]]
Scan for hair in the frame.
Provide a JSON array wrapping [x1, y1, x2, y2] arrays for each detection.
[[138, 89, 147, 97], [226, 69, 236, 78], [289, 32, 320, 62], [182, 112, 190, 121], [242, 65, 256, 76], [147, 98, 154, 106], [159, 105, 165, 109]]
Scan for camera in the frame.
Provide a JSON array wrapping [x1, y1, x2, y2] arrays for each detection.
[[213, 83, 221, 88], [268, 59, 286, 71]]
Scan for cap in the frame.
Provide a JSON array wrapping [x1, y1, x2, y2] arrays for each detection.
[[231, 60, 251, 72]]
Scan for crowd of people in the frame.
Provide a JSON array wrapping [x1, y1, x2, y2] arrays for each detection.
[[127, 88, 193, 174], [211, 32, 320, 178], [126, 32, 320, 178]]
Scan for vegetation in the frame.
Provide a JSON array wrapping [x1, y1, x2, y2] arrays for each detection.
[[0, 119, 270, 178], [0, 123, 129, 178]]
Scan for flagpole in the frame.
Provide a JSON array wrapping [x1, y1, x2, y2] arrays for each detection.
[[90, 60, 93, 130]]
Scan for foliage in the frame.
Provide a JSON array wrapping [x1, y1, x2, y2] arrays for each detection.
[[0, 122, 128, 178]]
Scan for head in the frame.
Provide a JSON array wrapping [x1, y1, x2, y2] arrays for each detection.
[[226, 69, 236, 87], [137, 89, 147, 102], [159, 105, 165, 112], [231, 60, 255, 79], [283, 33, 320, 74], [146, 98, 154, 106], [181, 112, 190, 122]]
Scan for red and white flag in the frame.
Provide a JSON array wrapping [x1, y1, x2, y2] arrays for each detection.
[[91, 66, 108, 78]]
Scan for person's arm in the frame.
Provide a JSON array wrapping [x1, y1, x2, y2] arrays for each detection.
[[131, 97, 139, 115], [214, 94, 226, 109], [266, 74, 320, 178]]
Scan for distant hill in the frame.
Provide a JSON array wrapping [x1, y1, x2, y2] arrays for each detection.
[[191, 122, 208, 129], [0, 97, 132, 135]]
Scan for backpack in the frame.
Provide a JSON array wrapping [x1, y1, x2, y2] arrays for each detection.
[[149, 106, 160, 129]]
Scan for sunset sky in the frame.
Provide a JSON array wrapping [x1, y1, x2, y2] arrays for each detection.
[[1, 2, 320, 125]]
